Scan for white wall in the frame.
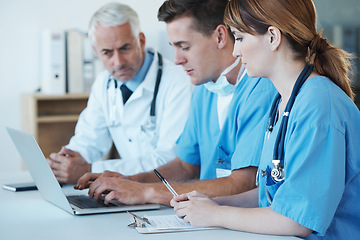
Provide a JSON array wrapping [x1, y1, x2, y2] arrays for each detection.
[[0, 0, 173, 173]]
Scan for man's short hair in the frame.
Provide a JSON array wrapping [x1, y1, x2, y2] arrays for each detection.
[[158, 0, 231, 38], [88, 2, 141, 45]]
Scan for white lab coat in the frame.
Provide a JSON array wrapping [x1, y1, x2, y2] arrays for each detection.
[[66, 48, 193, 174]]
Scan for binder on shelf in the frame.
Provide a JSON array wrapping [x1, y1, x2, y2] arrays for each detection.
[[41, 29, 98, 95], [65, 29, 84, 94], [82, 35, 96, 93], [41, 30, 66, 95], [65, 30, 96, 93]]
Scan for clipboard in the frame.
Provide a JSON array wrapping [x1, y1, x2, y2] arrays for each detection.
[[127, 211, 220, 234]]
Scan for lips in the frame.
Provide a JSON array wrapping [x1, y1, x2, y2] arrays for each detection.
[[184, 69, 194, 76], [112, 68, 133, 78]]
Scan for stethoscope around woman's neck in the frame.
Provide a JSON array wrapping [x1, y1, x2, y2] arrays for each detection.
[[265, 64, 314, 183], [107, 52, 163, 128]]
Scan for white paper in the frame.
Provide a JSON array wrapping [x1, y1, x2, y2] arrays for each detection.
[[134, 214, 220, 233]]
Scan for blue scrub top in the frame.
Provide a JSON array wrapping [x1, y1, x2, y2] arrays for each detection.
[[258, 76, 360, 239], [177, 74, 277, 180]]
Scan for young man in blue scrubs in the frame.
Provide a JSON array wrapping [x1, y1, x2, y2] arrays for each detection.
[[75, 0, 277, 206]]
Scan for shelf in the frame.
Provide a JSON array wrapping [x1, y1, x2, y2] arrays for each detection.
[[30, 92, 89, 100], [22, 93, 89, 158], [37, 115, 80, 123]]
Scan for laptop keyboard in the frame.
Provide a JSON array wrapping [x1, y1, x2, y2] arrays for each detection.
[[67, 195, 122, 209]]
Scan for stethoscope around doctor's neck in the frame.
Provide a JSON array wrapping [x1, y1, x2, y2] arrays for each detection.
[[260, 64, 314, 184], [107, 52, 163, 131]]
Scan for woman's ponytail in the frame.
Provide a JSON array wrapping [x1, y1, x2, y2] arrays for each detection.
[[309, 33, 355, 100]]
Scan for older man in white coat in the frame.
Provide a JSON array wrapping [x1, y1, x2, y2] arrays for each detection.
[[47, 2, 193, 184]]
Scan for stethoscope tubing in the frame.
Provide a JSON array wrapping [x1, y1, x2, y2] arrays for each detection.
[[267, 64, 314, 182]]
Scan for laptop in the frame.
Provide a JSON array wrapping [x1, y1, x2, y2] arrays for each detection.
[[6, 127, 161, 215]]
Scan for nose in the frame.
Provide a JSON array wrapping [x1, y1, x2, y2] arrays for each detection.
[[232, 43, 242, 58], [173, 49, 186, 66], [113, 50, 126, 67]]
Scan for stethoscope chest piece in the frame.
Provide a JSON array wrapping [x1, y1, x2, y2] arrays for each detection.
[[271, 159, 285, 182], [141, 116, 156, 133]]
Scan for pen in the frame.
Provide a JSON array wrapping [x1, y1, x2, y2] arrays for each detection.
[[153, 169, 178, 196]]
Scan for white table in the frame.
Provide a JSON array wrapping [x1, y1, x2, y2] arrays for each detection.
[[0, 171, 299, 240]]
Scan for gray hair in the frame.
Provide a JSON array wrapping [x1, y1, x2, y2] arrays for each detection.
[[88, 2, 141, 45]]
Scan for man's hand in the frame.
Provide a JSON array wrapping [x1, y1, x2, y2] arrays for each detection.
[[47, 147, 91, 184], [79, 175, 150, 205], [75, 170, 124, 190]]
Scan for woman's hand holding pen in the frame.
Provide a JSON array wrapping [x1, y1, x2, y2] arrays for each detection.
[[171, 190, 220, 227]]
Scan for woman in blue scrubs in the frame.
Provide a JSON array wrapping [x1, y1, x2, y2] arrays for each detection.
[[170, 0, 360, 239]]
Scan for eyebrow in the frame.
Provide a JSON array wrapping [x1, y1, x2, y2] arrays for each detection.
[[118, 43, 132, 49], [170, 40, 189, 47], [101, 43, 132, 52], [101, 48, 112, 53]]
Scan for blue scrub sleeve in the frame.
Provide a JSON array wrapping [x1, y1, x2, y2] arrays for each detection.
[[270, 124, 345, 236], [231, 79, 276, 170], [231, 112, 269, 170], [176, 90, 201, 166]]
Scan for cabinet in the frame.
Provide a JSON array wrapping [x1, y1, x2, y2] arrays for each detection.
[[22, 93, 89, 158]]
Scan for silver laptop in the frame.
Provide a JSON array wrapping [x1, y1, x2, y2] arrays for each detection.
[[6, 127, 161, 215]]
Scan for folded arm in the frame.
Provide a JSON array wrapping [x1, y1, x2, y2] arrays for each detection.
[[47, 147, 91, 184]]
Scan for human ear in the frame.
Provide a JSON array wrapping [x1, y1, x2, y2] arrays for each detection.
[[139, 32, 146, 48], [267, 26, 281, 51], [215, 25, 228, 49]]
